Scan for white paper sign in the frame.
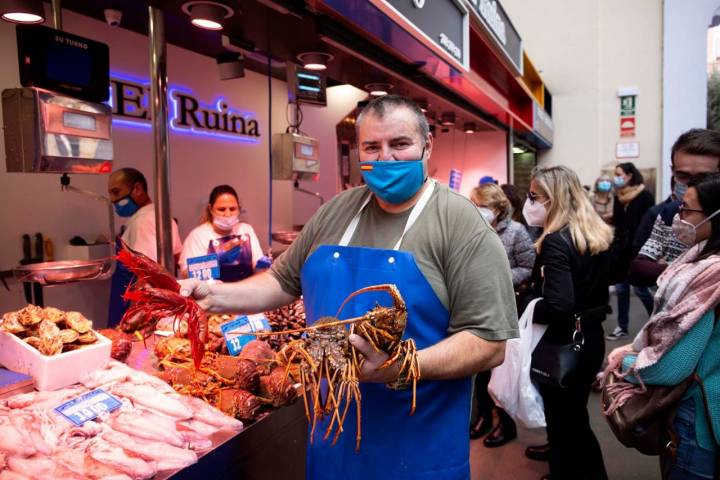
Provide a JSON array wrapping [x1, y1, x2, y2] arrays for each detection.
[[616, 142, 639, 158]]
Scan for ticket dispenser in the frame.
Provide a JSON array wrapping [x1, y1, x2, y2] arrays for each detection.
[[3, 87, 113, 173], [272, 132, 320, 180]]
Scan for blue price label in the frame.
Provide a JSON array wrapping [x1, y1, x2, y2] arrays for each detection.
[[220, 314, 271, 356], [187, 254, 220, 281], [54, 388, 122, 426]]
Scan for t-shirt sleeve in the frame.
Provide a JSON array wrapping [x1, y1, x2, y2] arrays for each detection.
[[179, 226, 208, 273], [269, 215, 319, 298], [131, 216, 159, 261], [446, 228, 519, 341]]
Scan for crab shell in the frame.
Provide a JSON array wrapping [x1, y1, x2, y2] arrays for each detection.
[[217, 389, 261, 422], [258, 366, 298, 407]]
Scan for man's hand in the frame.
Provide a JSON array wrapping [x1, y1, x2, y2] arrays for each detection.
[[349, 334, 400, 384], [178, 278, 213, 311]]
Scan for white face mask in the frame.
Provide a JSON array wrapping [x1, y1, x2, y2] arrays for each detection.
[[213, 215, 239, 232], [477, 207, 496, 224], [522, 198, 549, 227], [671, 208, 720, 246]]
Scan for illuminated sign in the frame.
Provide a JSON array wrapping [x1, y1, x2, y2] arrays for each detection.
[[107, 73, 260, 143]]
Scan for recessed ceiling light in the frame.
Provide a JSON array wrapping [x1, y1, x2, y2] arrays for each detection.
[[364, 82, 394, 97], [1, 0, 44, 24], [182, 1, 234, 31], [440, 112, 456, 126], [464, 122, 476, 134], [297, 52, 334, 71]]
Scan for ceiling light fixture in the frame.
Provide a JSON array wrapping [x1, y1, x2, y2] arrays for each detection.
[[440, 112, 456, 126], [364, 82, 394, 97], [414, 98, 429, 113], [1, 0, 44, 24], [512, 146, 526, 154], [464, 122, 476, 134], [182, 1, 234, 31], [297, 52, 334, 71]]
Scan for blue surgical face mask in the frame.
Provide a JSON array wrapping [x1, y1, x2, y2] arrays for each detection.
[[360, 148, 426, 204], [613, 176, 626, 188], [597, 181, 612, 192], [113, 194, 140, 217], [673, 181, 688, 201]]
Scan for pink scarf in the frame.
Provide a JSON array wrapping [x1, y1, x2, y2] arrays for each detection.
[[604, 241, 720, 415]]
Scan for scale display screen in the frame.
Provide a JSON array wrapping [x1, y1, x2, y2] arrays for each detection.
[[16, 25, 109, 103], [63, 111, 96, 131], [290, 67, 326, 106]]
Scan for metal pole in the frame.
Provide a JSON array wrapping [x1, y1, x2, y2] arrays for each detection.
[[148, 6, 174, 271], [51, 0, 62, 30]]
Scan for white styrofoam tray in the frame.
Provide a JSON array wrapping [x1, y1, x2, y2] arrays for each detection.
[[0, 330, 111, 391]]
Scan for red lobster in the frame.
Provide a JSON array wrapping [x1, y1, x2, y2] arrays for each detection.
[[116, 241, 207, 367]]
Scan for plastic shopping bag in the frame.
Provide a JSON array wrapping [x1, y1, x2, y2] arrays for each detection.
[[488, 298, 547, 429]]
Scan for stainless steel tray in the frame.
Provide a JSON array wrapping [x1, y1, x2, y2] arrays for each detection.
[[271, 231, 299, 245], [14, 258, 115, 285]]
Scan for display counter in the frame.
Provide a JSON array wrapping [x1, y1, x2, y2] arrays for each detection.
[[129, 338, 308, 480]]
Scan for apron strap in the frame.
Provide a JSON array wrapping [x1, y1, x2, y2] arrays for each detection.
[[338, 180, 436, 251]]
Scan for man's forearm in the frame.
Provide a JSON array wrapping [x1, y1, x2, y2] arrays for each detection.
[[205, 271, 297, 314], [417, 331, 506, 381]]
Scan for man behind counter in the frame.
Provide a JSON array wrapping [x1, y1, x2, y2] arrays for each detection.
[[179, 95, 518, 480], [107, 167, 182, 327]]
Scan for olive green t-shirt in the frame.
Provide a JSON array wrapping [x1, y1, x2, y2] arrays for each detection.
[[270, 183, 519, 341]]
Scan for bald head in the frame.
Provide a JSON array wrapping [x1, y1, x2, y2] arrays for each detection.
[[108, 168, 150, 205]]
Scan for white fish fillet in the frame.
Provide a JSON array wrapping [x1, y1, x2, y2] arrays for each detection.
[[0, 470, 31, 480], [175, 394, 243, 430], [108, 410, 186, 447], [102, 429, 197, 470], [0, 419, 36, 457], [178, 418, 220, 437], [111, 383, 192, 419], [87, 440, 157, 480], [7, 455, 56, 478]]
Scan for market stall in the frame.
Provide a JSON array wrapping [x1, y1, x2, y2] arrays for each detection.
[[0, 304, 308, 480]]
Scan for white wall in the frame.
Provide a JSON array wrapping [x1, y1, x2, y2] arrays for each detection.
[[662, 0, 719, 198], [502, 0, 663, 192]]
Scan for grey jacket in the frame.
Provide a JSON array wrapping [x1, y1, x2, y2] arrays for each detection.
[[495, 218, 536, 287]]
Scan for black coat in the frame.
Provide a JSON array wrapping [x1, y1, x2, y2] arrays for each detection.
[[531, 229, 611, 343], [611, 189, 655, 282]]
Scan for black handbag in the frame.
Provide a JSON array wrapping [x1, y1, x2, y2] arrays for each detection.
[[530, 314, 584, 388]]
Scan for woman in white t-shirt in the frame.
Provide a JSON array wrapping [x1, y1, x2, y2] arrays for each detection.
[[179, 185, 263, 281]]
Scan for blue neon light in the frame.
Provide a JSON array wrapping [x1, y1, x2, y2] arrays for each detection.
[[108, 72, 259, 144], [298, 85, 321, 92], [297, 72, 320, 81]]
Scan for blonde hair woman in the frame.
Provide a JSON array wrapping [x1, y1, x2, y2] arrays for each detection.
[[522, 166, 613, 480]]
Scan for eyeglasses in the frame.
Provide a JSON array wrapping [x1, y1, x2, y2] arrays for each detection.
[[678, 205, 705, 220], [527, 191, 544, 204]]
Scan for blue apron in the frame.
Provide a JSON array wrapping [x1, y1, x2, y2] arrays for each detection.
[[301, 181, 471, 480], [108, 234, 134, 328], [207, 234, 254, 282]]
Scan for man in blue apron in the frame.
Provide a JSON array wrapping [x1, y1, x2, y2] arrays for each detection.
[[180, 96, 518, 479], [107, 168, 182, 327]]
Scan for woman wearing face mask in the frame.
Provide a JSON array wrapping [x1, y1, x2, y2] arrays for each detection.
[[468, 183, 536, 446], [591, 175, 614, 224], [606, 173, 720, 480], [606, 162, 656, 341], [523, 166, 614, 480], [179, 185, 263, 282]]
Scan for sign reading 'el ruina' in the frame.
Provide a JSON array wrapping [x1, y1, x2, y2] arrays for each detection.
[[465, 0, 523, 76], [109, 76, 260, 140]]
